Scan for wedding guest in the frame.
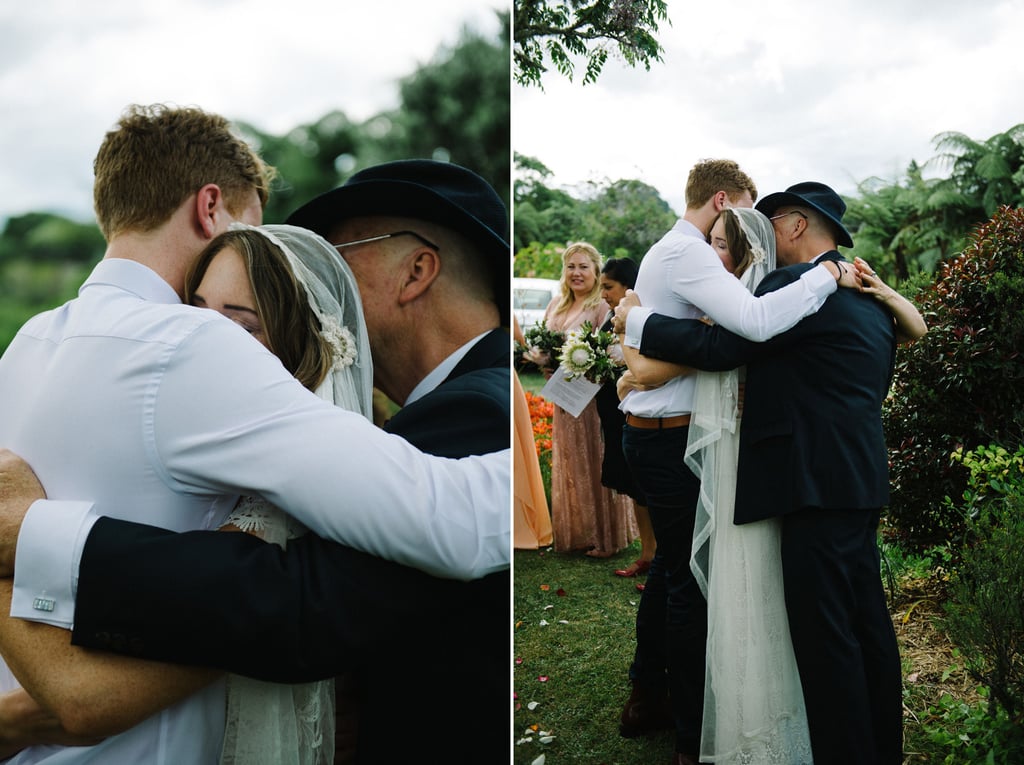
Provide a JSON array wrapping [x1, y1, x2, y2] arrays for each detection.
[[543, 242, 638, 557], [0, 105, 509, 765], [514, 315, 553, 549], [596, 258, 655, 579]]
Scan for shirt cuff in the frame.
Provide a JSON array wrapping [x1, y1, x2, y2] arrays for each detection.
[[803, 262, 839, 297], [11, 500, 96, 629], [624, 306, 654, 349]]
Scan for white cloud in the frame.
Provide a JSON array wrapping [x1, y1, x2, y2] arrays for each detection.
[[0, 0, 504, 222], [513, 0, 1024, 213]]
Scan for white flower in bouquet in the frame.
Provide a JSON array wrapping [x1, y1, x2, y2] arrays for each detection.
[[558, 331, 597, 380]]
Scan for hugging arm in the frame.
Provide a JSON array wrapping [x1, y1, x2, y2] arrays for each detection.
[[639, 314, 757, 372], [854, 258, 927, 343], [0, 578, 217, 738], [619, 340, 694, 387], [71, 519, 473, 683]]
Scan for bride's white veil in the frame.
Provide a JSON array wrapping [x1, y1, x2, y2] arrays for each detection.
[[685, 207, 777, 594], [232, 222, 375, 421]]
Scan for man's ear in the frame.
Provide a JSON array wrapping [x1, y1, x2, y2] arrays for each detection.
[[397, 248, 441, 306], [194, 184, 225, 239]]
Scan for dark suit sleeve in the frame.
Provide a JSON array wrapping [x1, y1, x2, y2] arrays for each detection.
[[72, 518, 496, 683], [639, 315, 752, 371], [637, 268, 809, 370], [72, 475, 511, 683]]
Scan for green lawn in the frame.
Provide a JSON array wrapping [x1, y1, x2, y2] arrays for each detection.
[[513, 541, 672, 765]]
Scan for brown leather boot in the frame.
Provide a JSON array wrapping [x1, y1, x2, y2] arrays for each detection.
[[618, 681, 673, 737]]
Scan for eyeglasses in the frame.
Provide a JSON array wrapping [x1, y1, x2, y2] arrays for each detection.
[[331, 230, 440, 253], [769, 211, 808, 222]]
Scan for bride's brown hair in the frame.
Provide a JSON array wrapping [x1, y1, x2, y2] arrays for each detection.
[[184, 230, 332, 391]]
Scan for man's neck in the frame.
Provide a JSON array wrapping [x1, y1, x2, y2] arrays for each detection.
[[375, 321, 494, 407], [104, 231, 190, 300]]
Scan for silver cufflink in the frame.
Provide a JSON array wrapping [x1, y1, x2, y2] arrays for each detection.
[[33, 597, 56, 612]]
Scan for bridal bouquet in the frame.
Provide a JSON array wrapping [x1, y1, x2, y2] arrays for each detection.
[[557, 321, 624, 385], [521, 319, 566, 373]]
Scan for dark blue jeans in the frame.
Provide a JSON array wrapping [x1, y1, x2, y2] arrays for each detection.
[[622, 423, 705, 754]]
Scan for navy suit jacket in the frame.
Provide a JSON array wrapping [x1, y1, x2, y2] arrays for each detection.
[[639, 257, 895, 523], [71, 328, 511, 763]]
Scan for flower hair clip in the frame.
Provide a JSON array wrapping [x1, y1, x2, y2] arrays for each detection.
[[319, 315, 357, 369]]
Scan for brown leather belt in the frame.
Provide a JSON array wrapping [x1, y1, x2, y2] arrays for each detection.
[[625, 413, 692, 429]]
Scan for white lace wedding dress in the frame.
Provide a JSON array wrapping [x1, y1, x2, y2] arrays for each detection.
[[218, 496, 334, 765], [684, 208, 813, 764]]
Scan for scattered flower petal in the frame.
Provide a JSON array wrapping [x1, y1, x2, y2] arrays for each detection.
[[539, 735, 556, 745], [558, 619, 569, 624], [907, 672, 919, 683], [543, 604, 554, 610], [531, 754, 546, 765], [556, 588, 567, 596], [540, 584, 550, 591], [527, 701, 539, 710], [516, 737, 532, 745], [539, 619, 549, 626], [515, 657, 523, 665], [538, 675, 549, 683], [529, 724, 539, 732]]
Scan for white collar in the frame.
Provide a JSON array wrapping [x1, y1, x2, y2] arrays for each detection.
[[405, 331, 489, 405]]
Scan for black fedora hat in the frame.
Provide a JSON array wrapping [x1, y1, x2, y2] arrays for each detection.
[[286, 159, 510, 320], [755, 181, 854, 248]]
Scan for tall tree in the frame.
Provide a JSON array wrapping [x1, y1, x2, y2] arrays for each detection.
[[929, 123, 1024, 218], [388, 12, 511, 208], [242, 14, 510, 222], [514, 0, 668, 87]]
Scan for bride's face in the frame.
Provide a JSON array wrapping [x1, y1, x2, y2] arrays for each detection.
[[709, 217, 737, 274], [191, 246, 268, 348]]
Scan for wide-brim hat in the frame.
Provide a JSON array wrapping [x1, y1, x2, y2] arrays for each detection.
[[755, 181, 854, 248], [286, 159, 510, 322]]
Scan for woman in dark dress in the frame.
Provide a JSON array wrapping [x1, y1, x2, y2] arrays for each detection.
[[596, 258, 655, 580]]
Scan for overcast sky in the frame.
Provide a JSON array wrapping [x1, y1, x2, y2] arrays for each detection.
[[0, 0, 503, 223], [513, 0, 1024, 215]]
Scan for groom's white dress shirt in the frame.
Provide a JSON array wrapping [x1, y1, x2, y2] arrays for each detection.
[[0, 257, 510, 763], [621, 218, 835, 419]]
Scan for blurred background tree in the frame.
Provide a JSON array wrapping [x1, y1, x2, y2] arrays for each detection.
[[0, 12, 509, 354]]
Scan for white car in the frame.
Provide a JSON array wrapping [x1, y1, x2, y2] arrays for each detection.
[[513, 277, 560, 336]]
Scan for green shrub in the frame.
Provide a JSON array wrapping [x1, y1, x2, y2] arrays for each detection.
[[942, 445, 1024, 735], [923, 690, 1024, 764], [883, 206, 1024, 550]]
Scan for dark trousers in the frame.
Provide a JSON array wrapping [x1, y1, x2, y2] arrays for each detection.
[[622, 424, 705, 754], [782, 508, 903, 765]]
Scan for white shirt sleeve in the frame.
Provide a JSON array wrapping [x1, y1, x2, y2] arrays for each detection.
[[11, 500, 96, 627], [671, 245, 836, 341], [623, 306, 653, 349], [148, 320, 509, 581]]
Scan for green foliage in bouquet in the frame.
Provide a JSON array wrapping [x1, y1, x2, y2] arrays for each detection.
[[521, 319, 566, 373]]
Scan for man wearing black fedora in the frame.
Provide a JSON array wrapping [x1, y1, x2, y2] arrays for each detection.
[[632, 181, 903, 764], [0, 160, 511, 763]]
